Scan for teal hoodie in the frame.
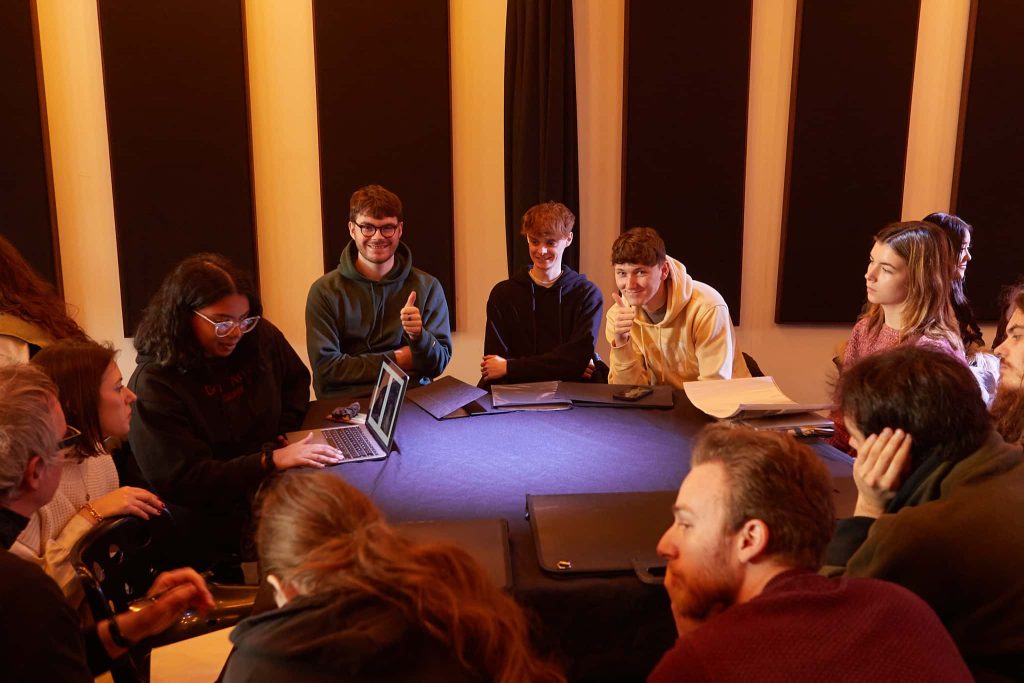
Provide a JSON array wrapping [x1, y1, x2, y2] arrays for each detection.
[[305, 242, 452, 398]]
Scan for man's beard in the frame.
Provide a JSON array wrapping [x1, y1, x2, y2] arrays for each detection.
[[665, 543, 739, 620], [991, 385, 1024, 446]]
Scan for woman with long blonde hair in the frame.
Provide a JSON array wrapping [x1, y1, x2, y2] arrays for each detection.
[[831, 221, 965, 452], [223, 472, 564, 683]]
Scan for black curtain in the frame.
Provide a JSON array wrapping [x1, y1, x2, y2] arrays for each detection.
[[504, 0, 580, 275]]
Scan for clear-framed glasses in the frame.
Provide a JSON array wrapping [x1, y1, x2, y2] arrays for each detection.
[[58, 425, 82, 451], [193, 311, 261, 337], [353, 221, 399, 238]]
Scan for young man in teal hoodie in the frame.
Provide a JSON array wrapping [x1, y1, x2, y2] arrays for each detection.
[[305, 185, 452, 398]]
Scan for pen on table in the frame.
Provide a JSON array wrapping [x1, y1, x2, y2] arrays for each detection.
[[784, 426, 835, 438]]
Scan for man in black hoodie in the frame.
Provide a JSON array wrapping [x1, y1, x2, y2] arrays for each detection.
[[481, 202, 604, 386], [306, 185, 452, 398]]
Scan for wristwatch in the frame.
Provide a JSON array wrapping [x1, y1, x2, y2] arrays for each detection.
[[260, 442, 277, 472]]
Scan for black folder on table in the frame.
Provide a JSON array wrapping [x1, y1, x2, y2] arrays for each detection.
[[562, 383, 674, 408], [526, 490, 676, 576], [406, 376, 503, 420], [491, 382, 674, 409], [395, 518, 512, 589]]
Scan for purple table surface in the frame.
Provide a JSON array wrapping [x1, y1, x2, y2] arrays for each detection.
[[303, 391, 853, 682]]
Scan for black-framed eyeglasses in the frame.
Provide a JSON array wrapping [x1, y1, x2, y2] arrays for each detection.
[[353, 221, 399, 238], [193, 311, 261, 337], [58, 425, 82, 450]]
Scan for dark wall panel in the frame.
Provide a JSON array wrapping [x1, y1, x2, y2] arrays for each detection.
[[313, 0, 456, 328], [952, 0, 1024, 321], [98, 0, 258, 335], [777, 0, 920, 323], [0, 0, 60, 287], [623, 1, 752, 322]]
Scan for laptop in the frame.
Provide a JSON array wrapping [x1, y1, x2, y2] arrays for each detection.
[[286, 358, 409, 463]]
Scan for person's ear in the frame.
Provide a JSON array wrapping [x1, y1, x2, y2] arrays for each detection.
[[21, 455, 46, 493], [395, 222, 403, 240], [660, 261, 669, 281], [266, 574, 294, 608], [565, 232, 574, 246], [348, 221, 358, 241], [734, 519, 769, 564]]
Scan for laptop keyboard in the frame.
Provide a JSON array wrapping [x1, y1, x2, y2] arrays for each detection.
[[323, 427, 377, 459]]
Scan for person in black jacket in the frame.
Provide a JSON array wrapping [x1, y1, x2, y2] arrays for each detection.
[[128, 254, 343, 569], [223, 471, 564, 683], [481, 202, 604, 386], [0, 364, 213, 682]]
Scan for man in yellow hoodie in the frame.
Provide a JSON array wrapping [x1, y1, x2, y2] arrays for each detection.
[[606, 228, 748, 387]]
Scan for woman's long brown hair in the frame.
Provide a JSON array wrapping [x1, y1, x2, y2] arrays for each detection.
[[861, 221, 962, 351], [0, 235, 87, 342], [32, 339, 117, 459], [256, 472, 564, 683]]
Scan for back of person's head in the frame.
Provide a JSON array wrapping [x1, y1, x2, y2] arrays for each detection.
[[32, 339, 116, 459], [520, 202, 575, 240], [134, 253, 262, 370], [838, 346, 990, 468], [611, 227, 666, 267], [0, 364, 59, 504], [0, 235, 87, 343], [691, 424, 835, 570], [349, 184, 403, 222], [256, 472, 564, 683], [867, 221, 960, 346]]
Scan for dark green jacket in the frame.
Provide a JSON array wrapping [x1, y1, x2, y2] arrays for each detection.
[[305, 242, 452, 398], [823, 432, 1024, 680]]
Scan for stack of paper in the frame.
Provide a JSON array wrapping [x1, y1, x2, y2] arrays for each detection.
[[683, 376, 832, 423]]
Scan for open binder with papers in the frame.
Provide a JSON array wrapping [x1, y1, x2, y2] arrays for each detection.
[[683, 376, 834, 433]]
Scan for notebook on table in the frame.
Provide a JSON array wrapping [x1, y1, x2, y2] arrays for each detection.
[[284, 358, 409, 463], [526, 490, 677, 575]]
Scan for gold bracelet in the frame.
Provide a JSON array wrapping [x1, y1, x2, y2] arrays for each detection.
[[82, 502, 103, 525]]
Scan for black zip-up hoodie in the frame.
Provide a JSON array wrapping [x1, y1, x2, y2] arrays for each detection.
[[483, 265, 603, 385]]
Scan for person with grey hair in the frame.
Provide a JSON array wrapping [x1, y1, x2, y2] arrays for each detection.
[[0, 364, 215, 681]]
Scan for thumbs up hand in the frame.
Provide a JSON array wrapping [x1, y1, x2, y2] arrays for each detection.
[[608, 292, 635, 347], [400, 291, 422, 340]]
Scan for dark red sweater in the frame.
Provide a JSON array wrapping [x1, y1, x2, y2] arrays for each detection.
[[648, 569, 971, 683]]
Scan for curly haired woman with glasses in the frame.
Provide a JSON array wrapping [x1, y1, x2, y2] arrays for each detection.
[[128, 253, 343, 571]]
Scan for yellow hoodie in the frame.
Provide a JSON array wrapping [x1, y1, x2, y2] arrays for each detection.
[[605, 256, 748, 387]]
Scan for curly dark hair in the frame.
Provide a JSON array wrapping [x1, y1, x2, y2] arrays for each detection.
[[0, 235, 87, 342], [133, 253, 262, 370]]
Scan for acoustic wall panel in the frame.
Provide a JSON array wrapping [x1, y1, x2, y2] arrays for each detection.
[[313, 0, 456, 328], [622, 1, 752, 322], [776, 0, 920, 323], [98, 0, 258, 335], [0, 0, 60, 286], [952, 0, 1024, 321]]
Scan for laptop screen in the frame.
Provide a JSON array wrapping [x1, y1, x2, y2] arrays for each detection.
[[366, 358, 409, 451]]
